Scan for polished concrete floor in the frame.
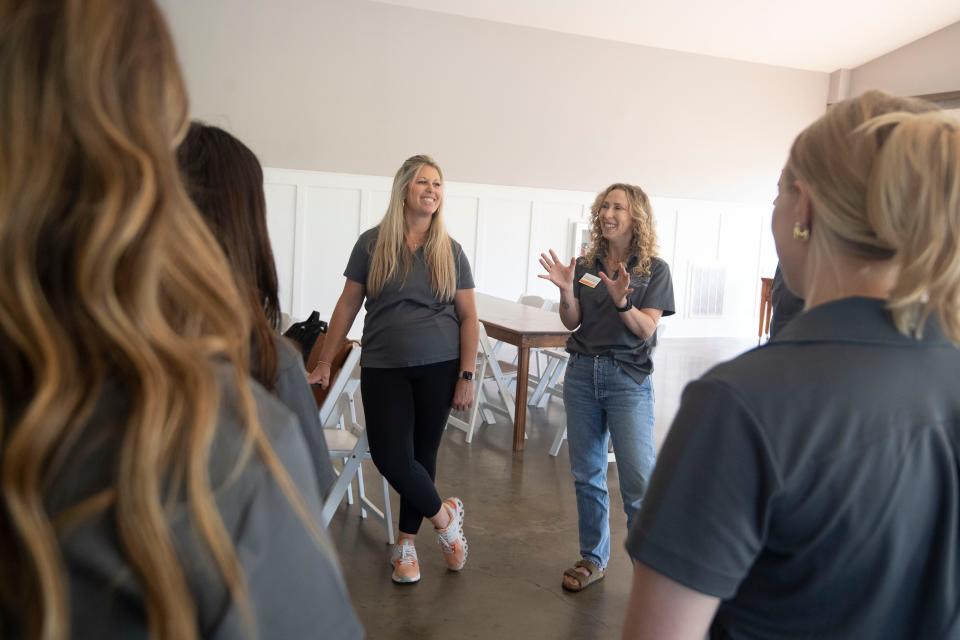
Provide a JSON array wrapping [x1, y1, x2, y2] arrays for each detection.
[[327, 337, 756, 640]]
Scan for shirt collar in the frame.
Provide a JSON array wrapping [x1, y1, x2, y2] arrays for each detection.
[[772, 296, 949, 346], [595, 249, 640, 269]]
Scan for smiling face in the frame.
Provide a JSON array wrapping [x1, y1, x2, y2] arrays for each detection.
[[598, 188, 634, 245], [404, 164, 443, 216]]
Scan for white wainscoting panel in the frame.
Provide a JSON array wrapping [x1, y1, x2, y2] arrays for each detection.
[[443, 195, 480, 272], [299, 186, 362, 323], [526, 201, 587, 300], [264, 167, 777, 338], [476, 198, 533, 302], [263, 183, 297, 314]]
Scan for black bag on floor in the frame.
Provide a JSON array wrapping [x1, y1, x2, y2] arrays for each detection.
[[282, 310, 328, 365]]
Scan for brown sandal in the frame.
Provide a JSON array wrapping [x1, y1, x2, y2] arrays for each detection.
[[562, 559, 605, 592]]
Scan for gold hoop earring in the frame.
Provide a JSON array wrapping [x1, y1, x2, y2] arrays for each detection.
[[792, 222, 810, 241]]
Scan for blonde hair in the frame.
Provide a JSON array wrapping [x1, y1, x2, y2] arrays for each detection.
[[367, 155, 457, 301], [787, 90, 960, 342], [0, 2, 323, 638], [582, 183, 658, 276]]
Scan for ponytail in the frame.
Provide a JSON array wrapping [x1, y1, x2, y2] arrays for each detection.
[[862, 111, 960, 343], [787, 90, 960, 344]]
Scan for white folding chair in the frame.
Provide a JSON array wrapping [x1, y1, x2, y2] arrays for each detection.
[[445, 343, 488, 443], [319, 345, 395, 544], [517, 294, 550, 310], [530, 301, 568, 409], [446, 323, 516, 443]]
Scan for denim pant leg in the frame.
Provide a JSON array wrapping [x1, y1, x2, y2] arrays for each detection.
[[563, 354, 612, 568], [604, 370, 656, 531]]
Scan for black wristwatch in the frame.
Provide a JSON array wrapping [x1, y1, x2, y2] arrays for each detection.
[[615, 299, 633, 313], [460, 371, 474, 381]]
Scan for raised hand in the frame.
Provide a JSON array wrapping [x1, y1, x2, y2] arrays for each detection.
[[598, 262, 634, 306], [538, 249, 576, 292]]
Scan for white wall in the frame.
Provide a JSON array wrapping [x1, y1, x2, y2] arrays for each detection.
[[158, 0, 827, 203], [158, 0, 817, 337], [850, 20, 960, 97], [266, 167, 776, 339]]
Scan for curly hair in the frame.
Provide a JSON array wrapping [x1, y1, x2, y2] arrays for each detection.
[[582, 183, 658, 276]]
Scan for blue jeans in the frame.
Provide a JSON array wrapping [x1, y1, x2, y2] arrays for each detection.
[[563, 353, 656, 569]]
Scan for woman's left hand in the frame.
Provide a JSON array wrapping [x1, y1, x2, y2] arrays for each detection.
[[599, 262, 634, 307], [452, 378, 474, 412]]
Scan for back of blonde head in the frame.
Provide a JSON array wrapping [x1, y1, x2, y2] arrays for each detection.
[[787, 90, 960, 342], [0, 1, 310, 638]]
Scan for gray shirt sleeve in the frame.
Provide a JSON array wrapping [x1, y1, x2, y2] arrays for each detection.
[[54, 374, 364, 640], [208, 409, 364, 640], [632, 258, 675, 314], [273, 335, 337, 499], [455, 242, 475, 289], [343, 233, 371, 284], [625, 378, 780, 598]]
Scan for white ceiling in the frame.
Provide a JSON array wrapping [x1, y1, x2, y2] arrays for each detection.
[[375, 0, 960, 72]]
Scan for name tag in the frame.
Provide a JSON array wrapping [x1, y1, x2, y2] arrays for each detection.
[[578, 273, 601, 288]]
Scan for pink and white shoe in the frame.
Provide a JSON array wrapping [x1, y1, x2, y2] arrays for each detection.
[[435, 497, 468, 571], [390, 540, 421, 584]]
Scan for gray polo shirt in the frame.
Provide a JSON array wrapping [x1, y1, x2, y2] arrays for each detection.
[[32, 367, 363, 639], [626, 297, 960, 639], [345, 227, 474, 369], [567, 254, 675, 383]]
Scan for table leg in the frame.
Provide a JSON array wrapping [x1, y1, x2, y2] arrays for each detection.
[[758, 300, 765, 342], [513, 346, 530, 451]]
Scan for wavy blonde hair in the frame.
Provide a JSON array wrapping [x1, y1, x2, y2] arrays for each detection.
[[787, 90, 960, 342], [0, 2, 322, 638], [582, 183, 658, 276], [367, 155, 457, 301]]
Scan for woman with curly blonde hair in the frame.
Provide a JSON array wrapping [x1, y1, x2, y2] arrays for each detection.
[[540, 183, 675, 592], [0, 1, 360, 638]]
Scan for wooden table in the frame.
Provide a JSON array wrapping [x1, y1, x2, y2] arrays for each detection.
[[475, 293, 571, 452], [759, 277, 774, 342]]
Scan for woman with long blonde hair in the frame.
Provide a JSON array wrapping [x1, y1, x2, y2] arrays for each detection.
[[539, 183, 675, 592], [309, 154, 478, 585], [622, 92, 960, 639], [0, 1, 360, 638]]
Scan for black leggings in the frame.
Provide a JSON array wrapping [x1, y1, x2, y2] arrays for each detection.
[[361, 359, 459, 535]]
